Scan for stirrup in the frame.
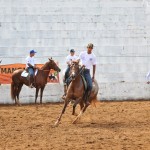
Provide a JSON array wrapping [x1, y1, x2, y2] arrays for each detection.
[[64, 82, 67, 86], [61, 94, 66, 100]]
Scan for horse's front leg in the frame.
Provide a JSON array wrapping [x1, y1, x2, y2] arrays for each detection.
[[72, 103, 90, 124], [35, 87, 39, 104], [72, 97, 82, 116], [54, 99, 70, 127], [40, 86, 45, 104]]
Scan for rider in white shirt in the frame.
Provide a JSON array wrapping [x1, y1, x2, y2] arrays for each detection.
[[26, 56, 35, 68], [63, 49, 78, 96], [26, 50, 37, 88], [78, 43, 96, 105], [66, 50, 78, 66], [79, 51, 96, 70]]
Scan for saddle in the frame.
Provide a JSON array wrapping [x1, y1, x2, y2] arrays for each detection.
[[21, 69, 38, 77], [81, 75, 88, 91], [21, 70, 29, 77], [66, 74, 88, 92]]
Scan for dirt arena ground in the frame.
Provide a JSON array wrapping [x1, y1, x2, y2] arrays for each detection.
[[0, 101, 150, 150]]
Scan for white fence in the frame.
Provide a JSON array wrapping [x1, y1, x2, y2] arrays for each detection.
[[0, 0, 150, 103]]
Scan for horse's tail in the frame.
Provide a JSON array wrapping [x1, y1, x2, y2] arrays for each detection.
[[91, 80, 99, 107], [11, 82, 15, 100], [91, 96, 99, 107]]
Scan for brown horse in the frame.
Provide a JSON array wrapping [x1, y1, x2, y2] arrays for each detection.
[[11, 58, 61, 105], [55, 62, 99, 126]]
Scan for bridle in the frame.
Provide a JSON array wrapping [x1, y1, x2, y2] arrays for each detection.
[[68, 64, 85, 82], [40, 61, 59, 73]]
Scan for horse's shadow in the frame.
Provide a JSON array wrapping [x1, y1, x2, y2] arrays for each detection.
[[76, 121, 130, 130]]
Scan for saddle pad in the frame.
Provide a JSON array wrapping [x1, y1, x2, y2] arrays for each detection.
[[21, 69, 38, 77], [81, 75, 87, 91], [35, 69, 38, 76], [21, 70, 29, 77]]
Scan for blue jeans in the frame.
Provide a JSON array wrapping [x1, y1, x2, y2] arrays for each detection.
[[27, 67, 34, 76], [83, 69, 92, 91], [27, 67, 34, 85], [64, 66, 70, 84]]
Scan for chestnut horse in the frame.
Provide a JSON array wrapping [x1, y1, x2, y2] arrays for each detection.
[[55, 62, 99, 126], [11, 58, 61, 105]]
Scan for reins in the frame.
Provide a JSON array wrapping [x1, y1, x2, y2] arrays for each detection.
[[42, 69, 50, 72], [68, 66, 85, 83], [74, 66, 85, 78]]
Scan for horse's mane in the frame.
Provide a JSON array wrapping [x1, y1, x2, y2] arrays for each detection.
[[41, 61, 50, 70]]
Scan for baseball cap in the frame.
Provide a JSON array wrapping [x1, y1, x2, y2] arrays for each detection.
[[70, 49, 75, 53], [30, 50, 37, 54]]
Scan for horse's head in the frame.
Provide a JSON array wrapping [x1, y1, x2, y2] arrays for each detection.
[[42, 58, 61, 72], [69, 62, 80, 80], [48, 58, 61, 72]]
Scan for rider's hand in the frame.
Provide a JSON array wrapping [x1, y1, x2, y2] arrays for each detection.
[[82, 65, 85, 68]]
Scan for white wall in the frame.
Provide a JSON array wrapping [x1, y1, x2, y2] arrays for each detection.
[[0, 0, 150, 103]]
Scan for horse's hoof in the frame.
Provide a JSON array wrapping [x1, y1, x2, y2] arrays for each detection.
[[72, 118, 78, 124], [72, 120, 77, 124], [61, 95, 66, 100], [72, 113, 78, 116], [54, 121, 59, 127], [16, 103, 21, 106], [40, 103, 43, 106]]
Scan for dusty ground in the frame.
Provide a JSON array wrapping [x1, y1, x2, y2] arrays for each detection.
[[0, 101, 150, 150]]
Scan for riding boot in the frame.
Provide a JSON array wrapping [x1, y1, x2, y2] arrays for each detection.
[[62, 82, 67, 99], [83, 90, 88, 101], [29, 75, 34, 88], [64, 83, 67, 95], [85, 90, 91, 105]]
